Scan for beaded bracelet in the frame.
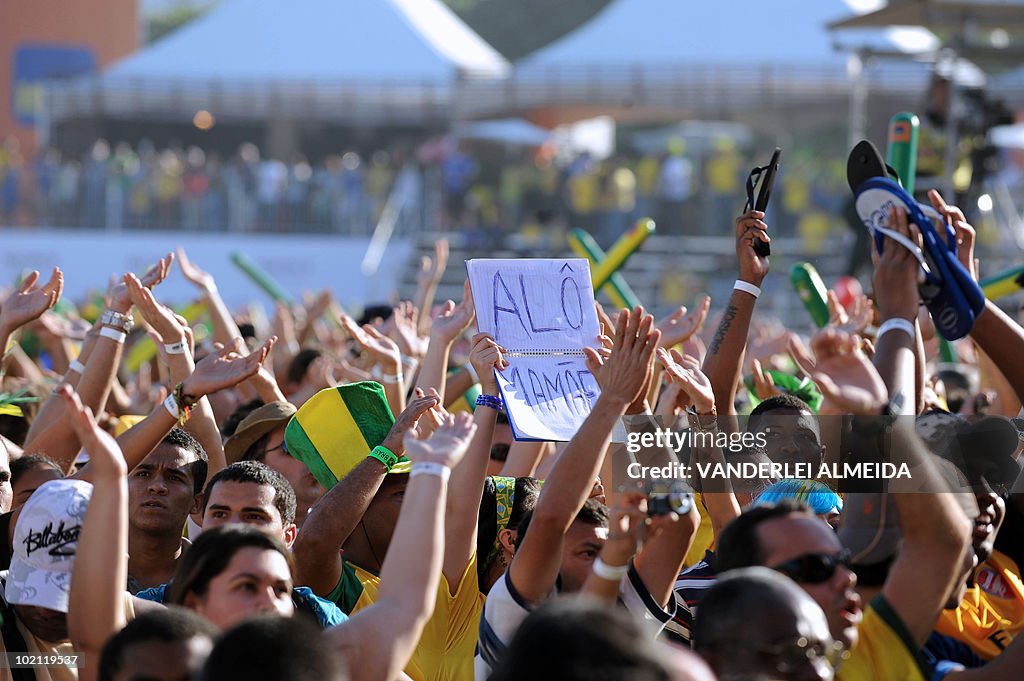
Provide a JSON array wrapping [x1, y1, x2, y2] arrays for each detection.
[[476, 394, 503, 411], [171, 383, 198, 427]]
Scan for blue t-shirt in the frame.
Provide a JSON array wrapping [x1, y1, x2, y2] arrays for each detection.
[[136, 583, 347, 629]]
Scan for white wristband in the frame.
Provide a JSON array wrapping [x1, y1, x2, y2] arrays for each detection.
[[733, 280, 761, 299], [163, 394, 180, 419], [876, 318, 915, 341], [464, 362, 479, 384], [592, 557, 629, 581], [99, 327, 127, 344], [164, 341, 187, 355], [409, 462, 451, 481], [69, 359, 86, 374]]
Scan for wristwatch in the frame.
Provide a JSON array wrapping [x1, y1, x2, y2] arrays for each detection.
[[686, 405, 718, 432], [852, 391, 904, 437], [100, 310, 135, 333]]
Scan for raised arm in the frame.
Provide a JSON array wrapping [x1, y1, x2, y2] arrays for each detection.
[[813, 328, 973, 647], [326, 413, 476, 681], [582, 493, 646, 602], [26, 325, 98, 443], [292, 394, 439, 595], [870, 207, 921, 414], [127, 273, 272, 478], [177, 248, 245, 348], [442, 333, 506, 591], [0, 267, 63, 374], [2, 268, 65, 439], [499, 441, 548, 478], [630, 350, 715, 603], [883, 419, 973, 646], [24, 256, 173, 471], [509, 307, 659, 604], [414, 281, 475, 404], [702, 210, 770, 420], [71, 337, 273, 483], [64, 386, 129, 681], [413, 239, 449, 337], [341, 315, 406, 415]]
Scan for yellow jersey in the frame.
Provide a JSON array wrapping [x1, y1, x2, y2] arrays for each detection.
[[936, 550, 1024, 660], [328, 555, 485, 681], [837, 596, 931, 681]]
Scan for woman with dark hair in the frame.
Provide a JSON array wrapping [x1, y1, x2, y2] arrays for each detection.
[[165, 526, 296, 629], [477, 476, 540, 592]]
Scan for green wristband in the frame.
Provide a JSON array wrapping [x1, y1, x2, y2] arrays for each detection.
[[368, 445, 398, 472]]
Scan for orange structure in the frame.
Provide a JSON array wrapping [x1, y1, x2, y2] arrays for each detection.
[[0, 0, 138, 155]]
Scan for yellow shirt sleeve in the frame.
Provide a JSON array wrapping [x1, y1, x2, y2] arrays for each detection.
[[838, 596, 932, 681]]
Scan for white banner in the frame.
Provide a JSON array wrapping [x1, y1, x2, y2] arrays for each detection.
[[467, 258, 602, 442], [0, 228, 412, 311]]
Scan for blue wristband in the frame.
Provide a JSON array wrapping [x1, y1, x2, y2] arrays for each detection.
[[476, 394, 503, 411]]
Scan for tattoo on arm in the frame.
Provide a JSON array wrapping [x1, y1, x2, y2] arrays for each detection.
[[708, 305, 739, 356]]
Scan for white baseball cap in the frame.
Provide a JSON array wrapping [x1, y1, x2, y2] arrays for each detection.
[[6, 479, 92, 613]]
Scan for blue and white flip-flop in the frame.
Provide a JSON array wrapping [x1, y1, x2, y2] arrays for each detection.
[[847, 140, 984, 340]]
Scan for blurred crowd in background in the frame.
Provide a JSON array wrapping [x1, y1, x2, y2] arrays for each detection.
[[0, 135, 865, 253]]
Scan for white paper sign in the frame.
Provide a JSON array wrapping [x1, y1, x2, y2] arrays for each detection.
[[467, 258, 602, 441]]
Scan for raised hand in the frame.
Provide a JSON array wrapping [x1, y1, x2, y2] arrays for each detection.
[[736, 209, 771, 285], [409, 387, 450, 440], [333, 356, 374, 383], [749, 357, 781, 402], [583, 307, 660, 407], [827, 290, 873, 336], [58, 385, 126, 480], [599, 493, 649, 566], [872, 206, 921, 323], [176, 247, 217, 293], [808, 328, 887, 416], [380, 391, 441, 456], [0, 267, 64, 334], [181, 337, 275, 399], [787, 333, 817, 378], [469, 333, 507, 394], [416, 239, 450, 290], [108, 252, 174, 313], [659, 348, 715, 413], [430, 280, 476, 344], [657, 295, 711, 348], [342, 315, 401, 371], [125, 273, 186, 344], [387, 301, 426, 359], [594, 301, 617, 341], [748, 323, 793, 364], [929, 189, 977, 281], [403, 411, 477, 469]]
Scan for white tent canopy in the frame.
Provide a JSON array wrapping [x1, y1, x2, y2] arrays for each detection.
[[110, 0, 508, 81], [45, 0, 508, 126], [519, 0, 932, 68]]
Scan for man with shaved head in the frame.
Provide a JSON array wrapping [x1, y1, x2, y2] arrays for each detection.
[[694, 567, 838, 681]]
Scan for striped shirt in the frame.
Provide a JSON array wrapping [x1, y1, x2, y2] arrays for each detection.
[[664, 549, 718, 645], [475, 561, 674, 679]]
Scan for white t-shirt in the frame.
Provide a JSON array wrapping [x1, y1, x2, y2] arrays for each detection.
[[474, 562, 674, 679]]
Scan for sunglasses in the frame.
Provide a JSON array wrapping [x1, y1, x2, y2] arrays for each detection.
[[753, 637, 847, 674], [771, 549, 851, 584]]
